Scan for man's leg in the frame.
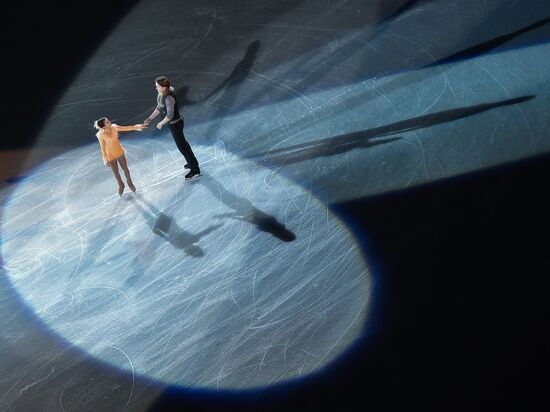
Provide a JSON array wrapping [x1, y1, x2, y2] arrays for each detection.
[[169, 120, 200, 172]]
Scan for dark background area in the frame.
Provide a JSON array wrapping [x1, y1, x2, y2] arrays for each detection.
[[1, 0, 139, 151], [2, 1, 549, 411]]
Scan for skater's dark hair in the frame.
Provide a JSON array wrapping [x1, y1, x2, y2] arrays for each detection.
[[94, 117, 107, 130], [155, 76, 170, 88]]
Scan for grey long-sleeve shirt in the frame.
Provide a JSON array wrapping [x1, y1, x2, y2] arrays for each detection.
[[156, 87, 182, 124]]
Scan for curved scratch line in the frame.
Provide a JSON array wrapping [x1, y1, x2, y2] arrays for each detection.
[[59, 382, 70, 412], [74, 286, 130, 301], [107, 345, 135, 407], [19, 366, 55, 396]]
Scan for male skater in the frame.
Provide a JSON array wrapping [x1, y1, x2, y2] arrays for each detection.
[[143, 76, 201, 180]]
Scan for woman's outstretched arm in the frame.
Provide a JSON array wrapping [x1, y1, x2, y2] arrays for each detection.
[[113, 124, 148, 132]]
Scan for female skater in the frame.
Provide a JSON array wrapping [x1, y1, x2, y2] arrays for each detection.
[[94, 117, 147, 196]]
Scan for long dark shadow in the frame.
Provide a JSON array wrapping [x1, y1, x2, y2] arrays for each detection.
[[131, 193, 222, 257], [258, 136, 401, 165], [239, 0, 430, 113], [175, 40, 260, 119], [204, 40, 261, 100], [302, 16, 549, 127], [199, 174, 296, 242], [427, 17, 550, 67], [199, 40, 262, 144], [240, 30, 367, 110], [377, 0, 420, 24], [241, 1, 427, 110], [250, 95, 535, 164], [176, 40, 262, 108]]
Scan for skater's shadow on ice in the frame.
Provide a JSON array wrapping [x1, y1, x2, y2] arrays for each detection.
[[185, 40, 262, 145], [200, 174, 296, 242], [131, 193, 222, 257], [176, 40, 261, 108], [248, 95, 535, 165], [216, 210, 296, 242]]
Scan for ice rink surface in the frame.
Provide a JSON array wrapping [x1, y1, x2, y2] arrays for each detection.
[[1, 141, 370, 389]]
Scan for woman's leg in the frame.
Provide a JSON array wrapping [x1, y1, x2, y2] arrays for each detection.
[[109, 159, 125, 196], [118, 154, 136, 192]]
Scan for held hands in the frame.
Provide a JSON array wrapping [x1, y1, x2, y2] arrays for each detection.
[[134, 123, 149, 130], [142, 117, 164, 130]]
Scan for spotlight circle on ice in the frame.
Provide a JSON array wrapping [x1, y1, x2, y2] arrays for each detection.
[[1, 138, 371, 389]]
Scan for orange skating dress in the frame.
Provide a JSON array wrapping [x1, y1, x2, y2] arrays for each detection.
[[96, 124, 142, 163]]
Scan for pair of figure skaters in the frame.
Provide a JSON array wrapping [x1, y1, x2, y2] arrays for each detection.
[[94, 76, 201, 196]]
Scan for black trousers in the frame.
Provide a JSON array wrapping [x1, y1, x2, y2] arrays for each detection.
[[168, 118, 199, 170]]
